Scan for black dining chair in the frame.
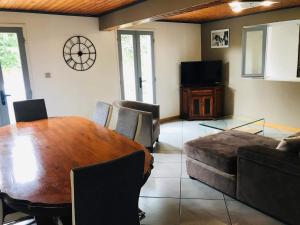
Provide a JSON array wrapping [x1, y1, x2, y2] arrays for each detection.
[[0, 198, 34, 225], [13, 99, 48, 122], [92, 101, 113, 128], [115, 107, 142, 141], [71, 150, 145, 225]]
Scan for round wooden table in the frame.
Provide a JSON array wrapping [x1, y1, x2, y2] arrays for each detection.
[[0, 116, 153, 225]]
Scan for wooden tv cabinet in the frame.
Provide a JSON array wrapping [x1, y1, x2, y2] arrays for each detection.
[[180, 86, 224, 120]]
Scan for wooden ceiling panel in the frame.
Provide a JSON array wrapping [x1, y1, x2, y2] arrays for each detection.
[[0, 0, 139, 16], [164, 0, 300, 23]]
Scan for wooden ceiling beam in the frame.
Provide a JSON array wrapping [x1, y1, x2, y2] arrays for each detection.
[[98, 0, 226, 30]]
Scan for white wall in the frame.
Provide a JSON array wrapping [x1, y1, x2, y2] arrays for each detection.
[[0, 12, 201, 119]]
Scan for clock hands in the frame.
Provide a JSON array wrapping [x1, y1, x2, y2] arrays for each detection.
[[64, 52, 95, 55]]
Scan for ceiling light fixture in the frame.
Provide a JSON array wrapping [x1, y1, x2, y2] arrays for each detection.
[[260, 1, 276, 6], [229, 1, 243, 13], [229, 1, 278, 13]]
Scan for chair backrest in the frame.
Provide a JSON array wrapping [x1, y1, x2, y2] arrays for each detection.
[[71, 150, 145, 225], [13, 99, 48, 122], [93, 101, 113, 127], [115, 107, 141, 140]]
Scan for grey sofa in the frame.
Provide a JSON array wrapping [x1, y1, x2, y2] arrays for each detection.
[[184, 130, 300, 225], [113, 100, 160, 151]]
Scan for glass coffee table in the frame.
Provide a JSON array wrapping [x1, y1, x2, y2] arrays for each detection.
[[199, 116, 265, 134]]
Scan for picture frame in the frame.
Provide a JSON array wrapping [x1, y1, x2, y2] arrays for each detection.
[[211, 29, 229, 48]]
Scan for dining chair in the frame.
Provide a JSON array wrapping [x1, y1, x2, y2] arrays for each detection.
[[115, 107, 142, 141], [71, 150, 145, 225], [92, 101, 113, 128], [113, 100, 160, 152], [13, 99, 48, 122]]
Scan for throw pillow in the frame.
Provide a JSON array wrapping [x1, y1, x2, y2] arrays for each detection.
[[276, 134, 300, 152]]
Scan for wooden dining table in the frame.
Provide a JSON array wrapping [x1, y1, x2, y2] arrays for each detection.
[[0, 116, 153, 225]]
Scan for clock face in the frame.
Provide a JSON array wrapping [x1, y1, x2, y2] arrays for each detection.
[[63, 36, 96, 71]]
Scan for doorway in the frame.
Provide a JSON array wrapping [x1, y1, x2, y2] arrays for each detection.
[[0, 27, 32, 126], [117, 30, 156, 104]]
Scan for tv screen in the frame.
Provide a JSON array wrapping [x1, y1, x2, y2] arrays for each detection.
[[181, 61, 222, 86]]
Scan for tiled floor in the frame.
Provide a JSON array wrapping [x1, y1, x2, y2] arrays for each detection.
[[140, 120, 290, 225]]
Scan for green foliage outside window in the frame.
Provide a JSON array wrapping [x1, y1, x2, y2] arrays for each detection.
[[0, 33, 20, 70]]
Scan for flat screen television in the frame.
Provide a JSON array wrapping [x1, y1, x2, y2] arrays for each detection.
[[180, 61, 222, 86]]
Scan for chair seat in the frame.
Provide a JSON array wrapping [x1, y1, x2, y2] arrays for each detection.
[[184, 130, 279, 174]]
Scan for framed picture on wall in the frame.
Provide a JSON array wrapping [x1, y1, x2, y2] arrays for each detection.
[[211, 29, 229, 48]]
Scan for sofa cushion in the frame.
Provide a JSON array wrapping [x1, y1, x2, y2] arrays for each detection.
[[184, 130, 279, 174], [276, 132, 300, 153]]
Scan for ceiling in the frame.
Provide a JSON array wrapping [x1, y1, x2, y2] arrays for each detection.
[[0, 0, 299, 24], [0, 0, 141, 16], [163, 0, 300, 23]]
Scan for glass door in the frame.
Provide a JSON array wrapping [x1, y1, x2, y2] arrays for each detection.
[[118, 30, 156, 104], [0, 64, 10, 126], [0, 27, 32, 125]]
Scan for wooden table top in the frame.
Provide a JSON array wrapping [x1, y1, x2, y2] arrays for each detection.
[[0, 116, 152, 206]]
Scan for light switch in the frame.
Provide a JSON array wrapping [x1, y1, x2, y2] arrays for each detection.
[[45, 72, 51, 78]]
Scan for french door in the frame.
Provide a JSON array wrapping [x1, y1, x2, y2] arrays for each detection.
[[118, 30, 156, 104], [0, 27, 32, 126]]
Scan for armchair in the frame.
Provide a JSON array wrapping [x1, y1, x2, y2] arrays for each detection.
[[113, 100, 160, 152]]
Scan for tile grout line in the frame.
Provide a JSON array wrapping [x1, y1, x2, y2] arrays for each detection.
[[178, 120, 184, 225], [223, 194, 233, 225], [140, 196, 226, 200]]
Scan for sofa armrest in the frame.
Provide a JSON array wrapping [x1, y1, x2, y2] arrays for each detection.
[[238, 145, 300, 176]]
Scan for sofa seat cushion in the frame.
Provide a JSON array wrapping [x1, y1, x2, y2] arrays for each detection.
[[184, 130, 279, 174]]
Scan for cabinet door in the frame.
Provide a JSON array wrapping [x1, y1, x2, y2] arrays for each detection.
[[191, 97, 201, 117], [201, 96, 213, 117], [182, 89, 188, 114]]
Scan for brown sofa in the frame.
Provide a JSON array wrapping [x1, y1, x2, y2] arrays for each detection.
[[184, 130, 300, 225]]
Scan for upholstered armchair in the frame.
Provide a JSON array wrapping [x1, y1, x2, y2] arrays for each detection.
[[113, 100, 160, 151]]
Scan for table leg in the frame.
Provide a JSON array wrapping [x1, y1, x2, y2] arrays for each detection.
[[35, 216, 57, 225], [60, 216, 72, 225]]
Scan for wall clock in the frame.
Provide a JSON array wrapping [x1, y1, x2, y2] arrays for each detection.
[[63, 36, 96, 71]]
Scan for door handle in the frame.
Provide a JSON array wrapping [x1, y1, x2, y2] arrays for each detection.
[[139, 77, 146, 88], [0, 91, 10, 105]]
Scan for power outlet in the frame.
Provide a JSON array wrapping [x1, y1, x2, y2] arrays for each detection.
[[45, 72, 51, 78]]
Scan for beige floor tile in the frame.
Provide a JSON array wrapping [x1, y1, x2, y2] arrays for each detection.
[[226, 200, 285, 225], [141, 178, 180, 198], [180, 199, 230, 225], [152, 152, 182, 163], [140, 197, 180, 225], [151, 162, 181, 178], [181, 179, 224, 200]]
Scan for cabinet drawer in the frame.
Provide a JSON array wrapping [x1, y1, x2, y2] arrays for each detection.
[[191, 90, 213, 96]]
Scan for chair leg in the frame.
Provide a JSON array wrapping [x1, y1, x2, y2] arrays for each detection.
[[146, 147, 154, 153]]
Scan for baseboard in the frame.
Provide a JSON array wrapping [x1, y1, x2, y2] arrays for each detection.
[[258, 121, 300, 133], [160, 115, 180, 124]]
